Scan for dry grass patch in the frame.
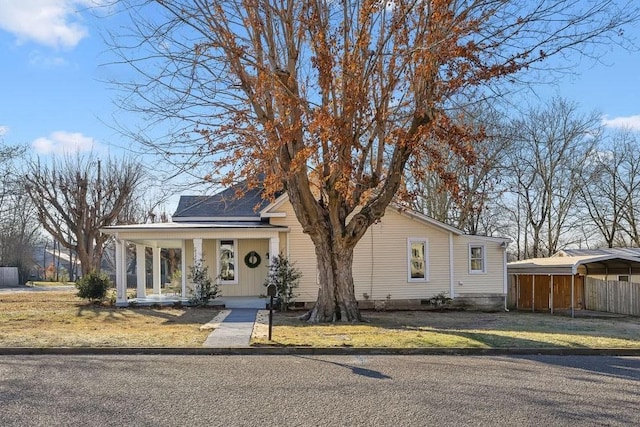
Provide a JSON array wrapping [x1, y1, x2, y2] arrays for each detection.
[[0, 290, 218, 347], [252, 310, 640, 348]]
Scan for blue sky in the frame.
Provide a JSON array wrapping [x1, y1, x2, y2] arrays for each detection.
[[1, 1, 639, 161]]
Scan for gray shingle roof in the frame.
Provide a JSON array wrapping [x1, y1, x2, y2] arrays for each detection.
[[173, 183, 275, 220]]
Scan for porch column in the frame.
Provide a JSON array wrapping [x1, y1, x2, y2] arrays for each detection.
[[152, 246, 161, 294], [571, 274, 575, 318], [532, 275, 535, 312], [135, 244, 146, 298], [115, 239, 127, 306], [269, 236, 280, 264], [550, 275, 554, 314], [193, 238, 203, 263], [181, 240, 187, 296]]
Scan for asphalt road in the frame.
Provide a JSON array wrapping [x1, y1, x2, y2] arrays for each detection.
[[1, 355, 638, 426]]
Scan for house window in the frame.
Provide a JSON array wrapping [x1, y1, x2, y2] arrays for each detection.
[[407, 238, 429, 282], [219, 240, 237, 283], [618, 275, 629, 282], [469, 244, 486, 274]]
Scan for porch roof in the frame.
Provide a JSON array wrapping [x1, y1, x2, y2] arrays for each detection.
[[508, 254, 640, 275], [100, 221, 288, 249], [101, 221, 287, 232]]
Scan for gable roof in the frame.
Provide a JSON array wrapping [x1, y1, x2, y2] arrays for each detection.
[[173, 182, 277, 221], [173, 183, 509, 242]]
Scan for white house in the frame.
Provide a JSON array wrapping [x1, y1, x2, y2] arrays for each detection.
[[101, 182, 510, 310]]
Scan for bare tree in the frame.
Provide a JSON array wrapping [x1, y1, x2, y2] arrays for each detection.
[[24, 155, 146, 275], [505, 98, 601, 258], [0, 141, 40, 284], [577, 131, 640, 247], [410, 104, 511, 235], [111, 0, 638, 321]]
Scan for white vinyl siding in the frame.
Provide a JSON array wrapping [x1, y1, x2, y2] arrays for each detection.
[[269, 199, 506, 302], [352, 210, 451, 300], [269, 201, 319, 301], [453, 237, 505, 294]]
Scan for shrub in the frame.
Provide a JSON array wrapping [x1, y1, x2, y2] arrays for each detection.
[[263, 254, 301, 311], [428, 291, 452, 307], [76, 271, 111, 303], [188, 259, 220, 306]]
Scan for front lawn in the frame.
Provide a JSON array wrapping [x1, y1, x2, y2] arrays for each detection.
[[0, 290, 217, 347], [252, 310, 640, 349]]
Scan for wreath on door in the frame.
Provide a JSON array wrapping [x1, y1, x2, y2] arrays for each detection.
[[244, 251, 262, 268]]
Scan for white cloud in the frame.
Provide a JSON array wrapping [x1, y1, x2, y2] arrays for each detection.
[[32, 131, 101, 155], [0, 125, 8, 137], [29, 51, 68, 67], [0, 1, 99, 49], [602, 115, 640, 131]]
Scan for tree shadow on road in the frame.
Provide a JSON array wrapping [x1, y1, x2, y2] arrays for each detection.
[[295, 355, 392, 380], [514, 355, 640, 382]]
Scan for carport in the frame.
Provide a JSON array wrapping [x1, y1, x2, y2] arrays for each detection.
[[507, 254, 640, 318]]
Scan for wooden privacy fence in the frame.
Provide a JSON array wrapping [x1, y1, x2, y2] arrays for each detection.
[[510, 274, 584, 312], [584, 277, 640, 316]]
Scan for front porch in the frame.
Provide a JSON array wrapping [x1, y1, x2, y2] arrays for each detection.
[[128, 295, 269, 309], [101, 222, 286, 307]]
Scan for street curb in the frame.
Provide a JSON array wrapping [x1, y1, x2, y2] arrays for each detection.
[[1, 347, 639, 356]]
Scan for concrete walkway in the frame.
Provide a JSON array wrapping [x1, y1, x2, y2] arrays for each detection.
[[202, 309, 258, 348]]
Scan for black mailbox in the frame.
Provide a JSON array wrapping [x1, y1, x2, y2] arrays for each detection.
[[266, 284, 277, 297]]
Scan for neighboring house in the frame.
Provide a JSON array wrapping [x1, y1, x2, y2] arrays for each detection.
[[30, 244, 80, 281], [507, 249, 640, 317], [101, 183, 510, 309]]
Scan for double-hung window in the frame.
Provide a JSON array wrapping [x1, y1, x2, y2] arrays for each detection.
[[469, 244, 486, 274], [407, 238, 429, 282]]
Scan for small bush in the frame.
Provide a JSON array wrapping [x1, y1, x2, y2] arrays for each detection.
[[428, 292, 452, 307], [188, 259, 220, 306], [263, 254, 301, 311], [76, 271, 111, 303]]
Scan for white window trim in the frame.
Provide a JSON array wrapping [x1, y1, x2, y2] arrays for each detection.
[[407, 237, 429, 283], [469, 243, 486, 274], [218, 239, 239, 284]]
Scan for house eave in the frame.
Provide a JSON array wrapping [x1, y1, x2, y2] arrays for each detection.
[[172, 216, 261, 222]]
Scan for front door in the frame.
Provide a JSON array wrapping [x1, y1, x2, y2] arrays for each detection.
[[220, 239, 269, 296]]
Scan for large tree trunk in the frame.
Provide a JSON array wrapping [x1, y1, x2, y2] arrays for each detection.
[[300, 235, 362, 323]]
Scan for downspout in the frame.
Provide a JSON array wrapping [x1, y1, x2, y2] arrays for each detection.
[[503, 245, 509, 311], [449, 232, 455, 299], [370, 226, 374, 298]]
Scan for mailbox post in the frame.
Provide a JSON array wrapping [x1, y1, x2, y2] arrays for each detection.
[[266, 284, 277, 341]]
